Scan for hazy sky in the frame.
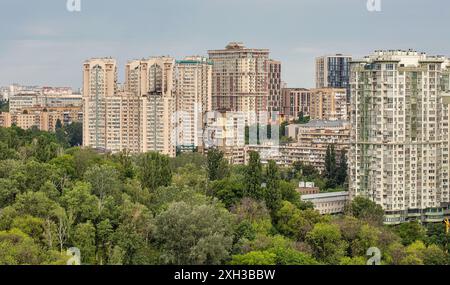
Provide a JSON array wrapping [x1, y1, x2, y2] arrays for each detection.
[[1, 0, 450, 89]]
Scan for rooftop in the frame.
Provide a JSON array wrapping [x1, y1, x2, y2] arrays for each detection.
[[291, 120, 350, 128]]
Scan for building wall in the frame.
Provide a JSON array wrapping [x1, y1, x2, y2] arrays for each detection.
[[268, 60, 282, 115], [301, 191, 350, 215], [349, 50, 449, 224], [82, 58, 118, 150], [310, 88, 348, 121], [174, 57, 213, 152], [281, 88, 310, 121], [208, 42, 280, 124]]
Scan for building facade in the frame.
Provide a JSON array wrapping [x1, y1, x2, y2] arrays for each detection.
[[315, 54, 352, 90], [281, 88, 310, 121], [349, 50, 450, 224], [268, 60, 282, 115], [301, 191, 350, 215], [82, 58, 119, 151], [208, 42, 280, 123], [174, 57, 213, 152], [310, 88, 348, 121]]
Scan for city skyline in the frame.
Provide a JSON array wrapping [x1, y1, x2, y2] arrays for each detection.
[[1, 0, 450, 89]]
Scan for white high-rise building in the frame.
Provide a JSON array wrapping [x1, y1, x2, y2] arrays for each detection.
[[349, 50, 450, 224], [174, 56, 212, 152], [82, 58, 119, 151]]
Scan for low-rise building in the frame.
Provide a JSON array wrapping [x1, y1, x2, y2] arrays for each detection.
[[301, 191, 350, 215], [297, 181, 320, 195]]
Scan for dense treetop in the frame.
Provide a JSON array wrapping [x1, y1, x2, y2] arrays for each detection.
[[0, 126, 448, 265]]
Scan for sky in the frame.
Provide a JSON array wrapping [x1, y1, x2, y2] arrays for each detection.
[[1, 0, 450, 89]]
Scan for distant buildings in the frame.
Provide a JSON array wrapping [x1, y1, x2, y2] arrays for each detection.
[[281, 87, 349, 122], [9, 92, 82, 113], [1, 85, 82, 131], [243, 120, 351, 172], [83, 55, 213, 156], [349, 50, 450, 224]]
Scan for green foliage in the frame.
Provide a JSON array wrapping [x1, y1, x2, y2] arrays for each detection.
[[350, 196, 384, 226], [394, 221, 427, 246], [306, 223, 348, 264], [244, 151, 263, 200], [137, 152, 172, 191], [206, 148, 229, 181], [0, 100, 9, 112], [230, 251, 277, 265], [0, 125, 447, 265], [264, 160, 282, 212], [155, 200, 234, 265]]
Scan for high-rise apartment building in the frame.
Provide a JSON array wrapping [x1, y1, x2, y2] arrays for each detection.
[[281, 88, 311, 121], [82, 58, 119, 151], [174, 57, 213, 152], [125, 57, 176, 157], [268, 60, 282, 114], [208, 42, 280, 123], [315, 54, 351, 100], [349, 50, 450, 224], [310, 88, 348, 121]]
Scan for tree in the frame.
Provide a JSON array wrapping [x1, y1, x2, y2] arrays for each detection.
[[350, 196, 384, 225], [264, 160, 282, 212], [84, 165, 121, 213], [13, 191, 58, 219], [339, 256, 366, 265], [64, 122, 83, 147], [230, 251, 276, 265], [306, 223, 347, 264], [209, 175, 245, 209], [244, 151, 263, 200], [71, 221, 96, 264], [0, 179, 19, 208], [275, 201, 322, 241], [394, 221, 427, 246], [0, 229, 45, 265], [155, 201, 234, 265], [206, 148, 228, 181], [61, 182, 99, 223], [138, 152, 172, 191], [423, 244, 447, 265]]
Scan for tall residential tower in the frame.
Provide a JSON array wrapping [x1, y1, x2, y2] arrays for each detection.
[[349, 50, 450, 224]]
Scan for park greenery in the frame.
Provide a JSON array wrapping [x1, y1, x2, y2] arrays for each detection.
[[0, 125, 449, 265]]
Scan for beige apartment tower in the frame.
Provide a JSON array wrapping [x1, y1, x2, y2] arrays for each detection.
[[208, 42, 281, 124], [125, 57, 176, 157], [310, 88, 348, 121]]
